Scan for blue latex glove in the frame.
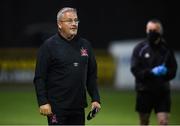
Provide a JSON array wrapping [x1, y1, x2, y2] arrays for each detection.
[[158, 65, 167, 75], [151, 66, 161, 76], [151, 64, 167, 76]]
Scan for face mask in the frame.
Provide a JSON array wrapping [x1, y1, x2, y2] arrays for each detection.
[[147, 31, 161, 43]]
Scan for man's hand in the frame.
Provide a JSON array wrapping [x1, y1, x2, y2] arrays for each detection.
[[39, 103, 53, 116], [87, 101, 101, 120], [91, 101, 101, 111], [151, 64, 167, 76]]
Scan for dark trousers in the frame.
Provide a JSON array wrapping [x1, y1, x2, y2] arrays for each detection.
[[47, 108, 85, 125], [136, 90, 171, 113]]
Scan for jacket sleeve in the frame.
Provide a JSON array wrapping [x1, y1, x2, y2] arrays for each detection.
[[163, 49, 177, 81], [130, 45, 153, 80], [86, 42, 100, 103], [33, 43, 50, 106]]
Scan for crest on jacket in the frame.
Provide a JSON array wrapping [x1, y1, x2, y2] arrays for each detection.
[[80, 47, 88, 56]]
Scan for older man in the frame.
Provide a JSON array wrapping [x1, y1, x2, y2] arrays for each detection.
[[34, 7, 101, 125]]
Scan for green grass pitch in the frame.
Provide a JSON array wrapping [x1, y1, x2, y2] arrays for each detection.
[[0, 85, 180, 125]]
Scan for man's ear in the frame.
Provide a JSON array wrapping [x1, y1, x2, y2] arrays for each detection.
[[58, 24, 62, 29]]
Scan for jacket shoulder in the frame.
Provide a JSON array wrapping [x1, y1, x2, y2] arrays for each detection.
[[80, 38, 90, 44], [40, 34, 60, 47], [133, 40, 147, 51], [79, 38, 93, 48]]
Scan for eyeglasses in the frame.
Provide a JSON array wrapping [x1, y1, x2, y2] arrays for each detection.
[[60, 19, 80, 24]]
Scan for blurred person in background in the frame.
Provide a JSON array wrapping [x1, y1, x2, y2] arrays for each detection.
[[130, 19, 177, 125], [33, 7, 101, 125]]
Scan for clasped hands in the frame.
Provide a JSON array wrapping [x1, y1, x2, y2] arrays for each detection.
[[151, 64, 167, 76]]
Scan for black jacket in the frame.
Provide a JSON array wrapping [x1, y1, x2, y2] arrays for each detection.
[[33, 33, 100, 109], [130, 39, 177, 91]]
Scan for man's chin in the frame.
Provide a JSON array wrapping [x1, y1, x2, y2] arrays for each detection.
[[70, 32, 77, 36]]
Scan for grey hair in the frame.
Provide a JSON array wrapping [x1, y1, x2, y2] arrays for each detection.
[[147, 19, 164, 35], [57, 7, 77, 22]]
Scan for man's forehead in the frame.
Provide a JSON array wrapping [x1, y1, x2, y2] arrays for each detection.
[[147, 22, 160, 30]]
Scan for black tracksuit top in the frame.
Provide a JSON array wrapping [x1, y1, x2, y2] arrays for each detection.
[[34, 33, 100, 109], [130, 39, 177, 91]]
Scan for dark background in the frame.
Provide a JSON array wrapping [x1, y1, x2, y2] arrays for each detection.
[[0, 0, 179, 50]]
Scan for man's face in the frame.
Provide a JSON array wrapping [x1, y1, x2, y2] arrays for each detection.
[[146, 22, 162, 44], [58, 11, 79, 39]]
